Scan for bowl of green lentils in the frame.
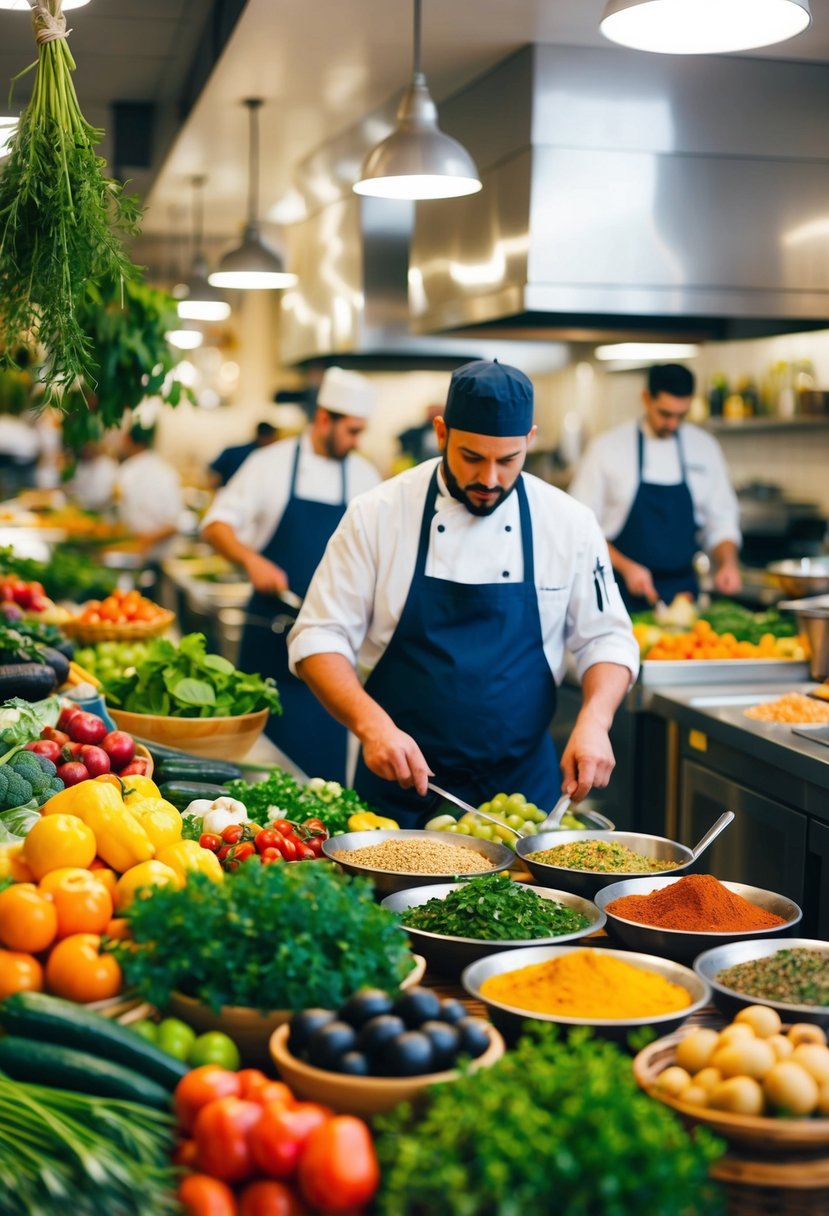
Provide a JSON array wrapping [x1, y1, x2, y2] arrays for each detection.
[[515, 830, 695, 900], [694, 938, 829, 1030]]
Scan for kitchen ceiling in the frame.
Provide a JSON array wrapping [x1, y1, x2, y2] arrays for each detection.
[[3, 0, 829, 270]]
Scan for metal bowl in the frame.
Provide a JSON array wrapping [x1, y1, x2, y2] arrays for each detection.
[[768, 557, 829, 598], [515, 830, 694, 900], [381, 882, 604, 980], [322, 829, 514, 896], [775, 593, 829, 680], [462, 945, 710, 1044], [595, 877, 802, 964], [694, 937, 829, 1029]]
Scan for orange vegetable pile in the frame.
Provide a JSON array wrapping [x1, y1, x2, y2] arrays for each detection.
[[634, 619, 808, 661], [76, 588, 167, 625]]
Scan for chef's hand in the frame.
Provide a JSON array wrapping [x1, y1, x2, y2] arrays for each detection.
[[622, 560, 658, 605], [244, 553, 289, 596], [714, 563, 742, 596], [362, 723, 433, 795], [559, 716, 616, 804]]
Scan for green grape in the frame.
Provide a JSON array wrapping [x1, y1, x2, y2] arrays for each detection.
[[506, 792, 527, 809], [522, 805, 545, 823], [489, 793, 509, 813]]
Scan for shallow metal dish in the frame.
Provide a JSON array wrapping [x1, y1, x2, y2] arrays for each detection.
[[694, 937, 829, 1029], [462, 944, 710, 1044], [322, 829, 513, 896], [595, 877, 802, 964], [515, 830, 695, 900], [381, 882, 604, 980], [768, 557, 829, 598]]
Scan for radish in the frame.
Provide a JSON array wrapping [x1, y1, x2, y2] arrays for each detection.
[[79, 745, 111, 776], [56, 761, 90, 786], [101, 730, 136, 770]]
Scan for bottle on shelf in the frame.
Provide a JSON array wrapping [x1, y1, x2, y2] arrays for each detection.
[[707, 373, 728, 418]]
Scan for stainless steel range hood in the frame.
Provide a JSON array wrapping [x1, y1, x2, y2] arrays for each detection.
[[410, 45, 829, 343]]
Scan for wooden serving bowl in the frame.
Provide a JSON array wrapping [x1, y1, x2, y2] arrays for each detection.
[[109, 707, 269, 760]]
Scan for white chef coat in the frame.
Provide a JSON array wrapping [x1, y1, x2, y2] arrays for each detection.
[[116, 451, 182, 535], [288, 459, 640, 687], [201, 432, 381, 552], [68, 455, 119, 513], [567, 419, 742, 553]]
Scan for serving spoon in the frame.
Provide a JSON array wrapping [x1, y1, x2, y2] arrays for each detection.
[[688, 810, 734, 861]]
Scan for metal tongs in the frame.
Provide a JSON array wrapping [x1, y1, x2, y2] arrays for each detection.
[[427, 782, 573, 837]]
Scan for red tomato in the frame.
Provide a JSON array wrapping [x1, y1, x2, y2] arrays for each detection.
[[174, 1066, 242, 1134], [297, 1116, 380, 1212], [249, 1101, 330, 1180], [199, 833, 223, 853], [172, 1138, 199, 1168], [194, 1096, 262, 1183], [278, 838, 298, 863], [270, 819, 293, 837], [296, 846, 316, 862], [254, 829, 282, 853], [252, 1081, 295, 1109], [306, 837, 325, 858], [235, 1069, 271, 1101], [238, 1180, 302, 1216], [178, 1174, 238, 1216], [221, 825, 245, 845], [232, 842, 256, 863], [302, 819, 326, 837], [260, 848, 283, 865]]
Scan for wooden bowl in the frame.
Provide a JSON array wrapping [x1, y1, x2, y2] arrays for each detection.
[[164, 956, 427, 1067], [633, 1029, 829, 1152], [269, 1019, 505, 1117], [109, 707, 269, 760], [62, 609, 175, 644]]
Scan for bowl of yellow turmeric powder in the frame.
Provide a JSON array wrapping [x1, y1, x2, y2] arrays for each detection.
[[462, 945, 710, 1044]]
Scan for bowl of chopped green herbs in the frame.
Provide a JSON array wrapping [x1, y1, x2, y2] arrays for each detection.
[[694, 938, 829, 1029], [515, 829, 694, 900], [382, 874, 604, 979]]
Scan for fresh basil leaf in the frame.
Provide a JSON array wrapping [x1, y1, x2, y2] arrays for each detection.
[[169, 678, 216, 707], [203, 654, 234, 675]]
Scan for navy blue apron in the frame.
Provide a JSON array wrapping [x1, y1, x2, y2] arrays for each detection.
[[354, 469, 559, 827], [612, 427, 698, 614], [238, 442, 348, 782]]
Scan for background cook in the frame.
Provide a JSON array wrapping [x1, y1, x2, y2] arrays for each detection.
[[568, 363, 742, 613], [201, 367, 380, 783], [289, 358, 640, 827]]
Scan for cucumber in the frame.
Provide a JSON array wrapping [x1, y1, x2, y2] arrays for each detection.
[[159, 780, 229, 811], [0, 1036, 172, 1108], [0, 662, 57, 701], [0, 991, 187, 1089], [154, 756, 244, 785]]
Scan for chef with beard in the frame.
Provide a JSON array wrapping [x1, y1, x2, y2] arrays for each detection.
[[288, 359, 639, 825]]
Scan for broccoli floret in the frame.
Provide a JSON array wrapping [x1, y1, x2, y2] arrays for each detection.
[[0, 770, 9, 805], [28, 770, 51, 797], [34, 754, 57, 778], [10, 751, 42, 777], [4, 771, 32, 808], [47, 777, 64, 793]]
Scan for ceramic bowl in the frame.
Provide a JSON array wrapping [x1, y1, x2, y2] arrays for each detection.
[[323, 829, 514, 897], [269, 1019, 505, 1117], [595, 877, 802, 964], [462, 944, 710, 1044], [381, 882, 604, 979], [693, 937, 829, 1029], [109, 706, 269, 760]]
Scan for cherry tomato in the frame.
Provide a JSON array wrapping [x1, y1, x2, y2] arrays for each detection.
[[221, 825, 245, 845], [306, 837, 326, 857], [298, 1115, 380, 1212], [270, 819, 293, 837], [174, 1065, 242, 1133], [235, 1069, 271, 1101], [248, 1101, 330, 1180], [278, 838, 298, 863], [194, 1096, 262, 1183], [199, 833, 223, 853], [178, 1173, 238, 1216], [254, 828, 282, 853], [296, 846, 316, 862], [253, 1081, 295, 1109], [302, 818, 327, 837], [231, 842, 256, 863], [260, 848, 282, 865], [238, 1180, 302, 1216], [217, 845, 234, 862]]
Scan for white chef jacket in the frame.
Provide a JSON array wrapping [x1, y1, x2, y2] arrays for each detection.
[[201, 432, 381, 552], [68, 455, 119, 513], [116, 451, 182, 535], [288, 459, 640, 687], [568, 419, 741, 553]]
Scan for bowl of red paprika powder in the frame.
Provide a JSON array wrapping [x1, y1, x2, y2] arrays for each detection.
[[594, 874, 801, 964]]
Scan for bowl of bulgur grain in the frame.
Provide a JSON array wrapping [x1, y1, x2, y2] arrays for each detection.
[[323, 829, 514, 895]]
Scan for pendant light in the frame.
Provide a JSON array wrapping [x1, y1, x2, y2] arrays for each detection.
[[175, 176, 231, 322], [209, 98, 297, 290], [600, 0, 811, 55], [353, 0, 481, 200]]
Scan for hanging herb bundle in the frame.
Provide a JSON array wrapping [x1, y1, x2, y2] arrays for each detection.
[[0, 0, 143, 401]]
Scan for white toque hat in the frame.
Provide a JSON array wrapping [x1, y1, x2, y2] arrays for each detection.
[[317, 367, 375, 419]]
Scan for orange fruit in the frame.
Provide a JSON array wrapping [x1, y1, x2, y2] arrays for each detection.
[[39, 866, 95, 895], [0, 949, 44, 1000], [0, 883, 58, 953], [49, 872, 113, 938], [22, 814, 96, 881], [103, 917, 131, 941], [45, 933, 122, 1004]]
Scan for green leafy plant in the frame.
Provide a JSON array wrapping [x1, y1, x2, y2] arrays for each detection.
[[0, 544, 118, 602], [0, 0, 142, 401], [222, 772, 371, 836], [100, 632, 280, 718], [110, 861, 414, 1014], [374, 1023, 726, 1216], [400, 872, 590, 941]]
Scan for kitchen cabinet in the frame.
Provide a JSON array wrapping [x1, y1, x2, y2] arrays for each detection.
[[679, 758, 807, 909], [806, 819, 829, 939]]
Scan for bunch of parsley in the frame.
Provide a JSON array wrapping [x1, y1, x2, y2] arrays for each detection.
[[110, 861, 413, 1014]]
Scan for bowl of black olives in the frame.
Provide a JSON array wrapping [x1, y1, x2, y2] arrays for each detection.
[[269, 985, 505, 1116]]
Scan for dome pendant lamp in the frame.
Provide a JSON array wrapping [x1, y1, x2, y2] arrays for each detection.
[[354, 0, 481, 200], [600, 0, 811, 55], [209, 98, 297, 290], [176, 176, 231, 321]]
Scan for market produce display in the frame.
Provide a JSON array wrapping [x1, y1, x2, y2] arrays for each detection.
[[130, 1015, 242, 1072], [526, 838, 681, 873], [716, 947, 829, 1007], [398, 872, 590, 941], [28, 701, 148, 785], [195, 809, 329, 872], [68, 588, 170, 629], [632, 598, 806, 661], [606, 874, 788, 933], [0, 622, 71, 700], [0, 544, 118, 606]]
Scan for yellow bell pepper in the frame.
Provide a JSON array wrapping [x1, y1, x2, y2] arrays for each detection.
[[347, 811, 400, 832], [115, 860, 181, 910], [22, 813, 97, 881], [0, 843, 34, 882], [124, 797, 182, 852], [41, 781, 155, 873], [156, 839, 223, 884], [120, 775, 162, 802]]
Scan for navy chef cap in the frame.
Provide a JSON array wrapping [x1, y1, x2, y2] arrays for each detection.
[[444, 359, 534, 436]]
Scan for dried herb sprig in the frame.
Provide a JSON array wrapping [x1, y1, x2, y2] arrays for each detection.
[[0, 0, 143, 401]]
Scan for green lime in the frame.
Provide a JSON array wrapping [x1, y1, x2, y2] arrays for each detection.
[[156, 1017, 197, 1061], [129, 1018, 159, 1045], [188, 1030, 241, 1071]]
